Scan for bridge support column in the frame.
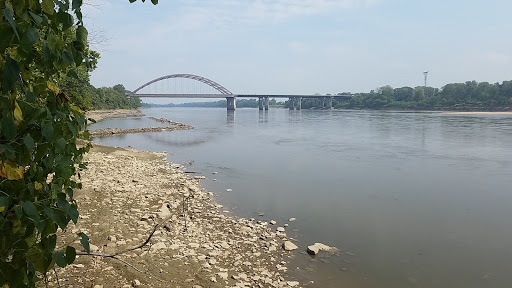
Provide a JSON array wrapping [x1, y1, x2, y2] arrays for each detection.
[[227, 97, 236, 110], [297, 97, 302, 110], [326, 97, 333, 109], [289, 97, 295, 110], [264, 97, 270, 110], [259, 97, 264, 110]]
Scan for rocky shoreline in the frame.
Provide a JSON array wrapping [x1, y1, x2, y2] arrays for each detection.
[[52, 142, 302, 286], [86, 109, 144, 122]]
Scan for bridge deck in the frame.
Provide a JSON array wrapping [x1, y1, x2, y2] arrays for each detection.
[[131, 94, 352, 99]]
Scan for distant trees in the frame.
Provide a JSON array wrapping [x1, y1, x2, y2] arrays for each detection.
[[333, 80, 512, 110]]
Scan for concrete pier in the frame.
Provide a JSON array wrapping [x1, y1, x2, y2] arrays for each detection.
[[226, 97, 236, 110], [326, 97, 333, 109], [288, 97, 302, 110], [259, 97, 264, 110], [264, 97, 269, 110]]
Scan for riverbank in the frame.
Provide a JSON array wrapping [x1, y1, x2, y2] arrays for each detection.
[[86, 109, 144, 122], [52, 131, 301, 287], [441, 111, 512, 115]]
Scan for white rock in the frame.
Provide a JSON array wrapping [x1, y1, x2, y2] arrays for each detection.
[[217, 272, 228, 280], [152, 242, 167, 250], [287, 281, 300, 287], [226, 189, 232, 192], [307, 245, 320, 255], [282, 241, 298, 251], [270, 220, 277, 225], [276, 227, 285, 232], [89, 244, 99, 252], [132, 279, 141, 287], [157, 203, 171, 220], [288, 218, 296, 222]]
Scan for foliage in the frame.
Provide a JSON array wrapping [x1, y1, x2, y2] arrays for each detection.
[[90, 84, 141, 110], [0, 0, 153, 286], [290, 80, 512, 110], [0, 0, 94, 286]]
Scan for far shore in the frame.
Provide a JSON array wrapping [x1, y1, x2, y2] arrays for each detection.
[[441, 111, 512, 115]]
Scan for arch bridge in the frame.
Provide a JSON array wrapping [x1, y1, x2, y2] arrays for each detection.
[[130, 73, 352, 110]]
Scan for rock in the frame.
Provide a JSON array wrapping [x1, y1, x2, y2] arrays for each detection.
[[307, 245, 320, 255], [288, 218, 296, 222], [89, 244, 99, 252], [270, 220, 277, 225], [307, 243, 338, 255], [212, 172, 218, 174], [258, 213, 264, 216], [220, 241, 230, 249], [108, 235, 117, 242], [226, 189, 232, 192], [284, 224, 289, 227], [132, 279, 141, 287], [282, 241, 298, 251], [287, 281, 300, 287], [93, 285, 103, 288], [152, 242, 167, 250], [157, 203, 171, 220], [276, 227, 285, 232], [210, 276, 217, 283], [217, 272, 228, 280], [209, 259, 217, 265]]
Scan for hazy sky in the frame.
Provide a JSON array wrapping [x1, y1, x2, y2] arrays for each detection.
[[87, 0, 512, 95]]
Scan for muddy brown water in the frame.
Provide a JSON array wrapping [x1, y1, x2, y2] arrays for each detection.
[[91, 108, 512, 288]]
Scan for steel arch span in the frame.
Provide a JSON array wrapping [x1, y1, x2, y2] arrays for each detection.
[[131, 74, 233, 95]]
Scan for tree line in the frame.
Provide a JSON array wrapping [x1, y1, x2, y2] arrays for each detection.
[[296, 80, 512, 110]]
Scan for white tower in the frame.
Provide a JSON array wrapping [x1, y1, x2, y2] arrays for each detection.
[[423, 71, 429, 88]]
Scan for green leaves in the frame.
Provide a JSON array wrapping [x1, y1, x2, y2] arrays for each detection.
[[76, 25, 87, 44], [1, 116, 17, 140], [78, 232, 90, 254], [23, 134, 34, 150], [2, 54, 20, 93], [26, 26, 39, 46], [21, 201, 41, 223], [129, 0, 159, 4], [41, 0, 55, 15], [41, 122, 54, 140], [2, 8, 20, 40]]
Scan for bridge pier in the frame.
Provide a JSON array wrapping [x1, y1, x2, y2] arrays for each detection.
[[226, 97, 236, 110], [258, 97, 264, 110], [264, 97, 269, 110], [326, 97, 333, 109], [289, 97, 302, 110]]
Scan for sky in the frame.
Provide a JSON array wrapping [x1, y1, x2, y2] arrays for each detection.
[[86, 0, 512, 96]]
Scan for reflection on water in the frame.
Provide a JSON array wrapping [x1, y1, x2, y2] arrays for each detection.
[[91, 108, 512, 288]]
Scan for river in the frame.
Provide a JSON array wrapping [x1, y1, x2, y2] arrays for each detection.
[[90, 108, 512, 288]]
